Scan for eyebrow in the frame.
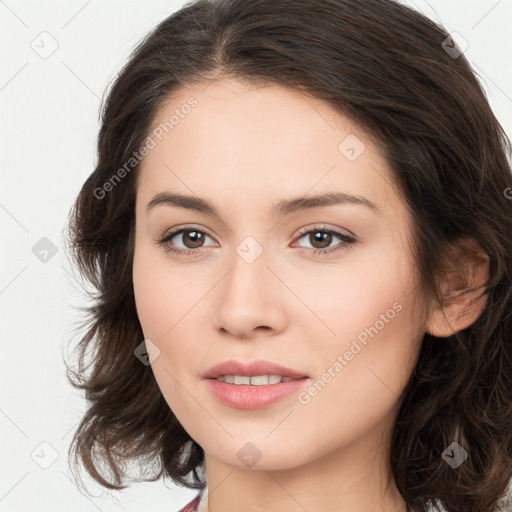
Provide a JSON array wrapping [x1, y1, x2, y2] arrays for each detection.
[[146, 191, 381, 217]]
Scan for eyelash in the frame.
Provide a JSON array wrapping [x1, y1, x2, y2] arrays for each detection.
[[156, 224, 358, 258]]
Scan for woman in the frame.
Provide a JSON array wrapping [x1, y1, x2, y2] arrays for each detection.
[[65, 1, 512, 511]]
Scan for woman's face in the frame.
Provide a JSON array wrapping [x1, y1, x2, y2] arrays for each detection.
[[132, 77, 428, 471]]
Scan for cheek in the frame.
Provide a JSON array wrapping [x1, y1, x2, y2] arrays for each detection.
[[296, 246, 410, 341], [296, 301, 420, 449], [132, 248, 195, 418], [298, 247, 422, 401], [132, 236, 186, 336], [132, 255, 165, 340], [132, 241, 205, 376], [132, 240, 182, 371]]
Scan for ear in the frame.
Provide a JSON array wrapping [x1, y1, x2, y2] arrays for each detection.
[[426, 237, 490, 337]]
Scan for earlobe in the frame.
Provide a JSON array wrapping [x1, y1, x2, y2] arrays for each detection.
[[426, 238, 490, 338]]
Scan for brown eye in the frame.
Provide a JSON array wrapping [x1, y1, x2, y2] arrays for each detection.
[[308, 231, 333, 249], [293, 226, 357, 256], [180, 230, 205, 248], [157, 226, 217, 256]]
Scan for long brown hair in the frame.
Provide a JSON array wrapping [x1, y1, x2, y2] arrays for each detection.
[[64, 1, 512, 511]]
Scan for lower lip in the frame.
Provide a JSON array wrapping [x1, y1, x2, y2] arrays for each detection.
[[205, 378, 309, 409]]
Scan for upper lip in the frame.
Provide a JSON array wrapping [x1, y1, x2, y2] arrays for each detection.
[[203, 359, 309, 379]]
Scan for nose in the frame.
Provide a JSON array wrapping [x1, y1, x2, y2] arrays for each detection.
[[213, 244, 288, 339]]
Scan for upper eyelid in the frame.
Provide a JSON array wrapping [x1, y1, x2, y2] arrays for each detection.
[[162, 225, 217, 243], [295, 224, 354, 238]]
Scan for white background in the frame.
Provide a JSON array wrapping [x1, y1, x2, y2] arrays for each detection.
[[1, 1, 511, 510]]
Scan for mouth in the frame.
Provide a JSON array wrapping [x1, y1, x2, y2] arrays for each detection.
[[203, 359, 309, 409], [213, 374, 301, 385], [202, 359, 309, 380]]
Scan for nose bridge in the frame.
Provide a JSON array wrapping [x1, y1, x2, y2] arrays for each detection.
[[213, 236, 284, 336], [224, 238, 270, 310]]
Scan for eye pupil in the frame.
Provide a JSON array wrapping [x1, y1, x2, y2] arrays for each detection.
[[311, 231, 332, 249], [185, 230, 204, 248]]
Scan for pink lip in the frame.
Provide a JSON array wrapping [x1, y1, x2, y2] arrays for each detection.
[[205, 378, 309, 409], [202, 359, 309, 379], [202, 359, 310, 410]]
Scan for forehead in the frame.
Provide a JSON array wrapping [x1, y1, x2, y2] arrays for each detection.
[[137, 77, 405, 222]]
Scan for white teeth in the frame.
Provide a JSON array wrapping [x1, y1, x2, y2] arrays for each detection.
[[215, 375, 298, 385], [234, 375, 251, 385]]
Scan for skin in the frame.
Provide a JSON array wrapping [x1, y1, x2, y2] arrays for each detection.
[[132, 77, 489, 512]]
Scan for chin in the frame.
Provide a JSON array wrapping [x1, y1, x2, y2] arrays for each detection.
[[202, 436, 315, 471]]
